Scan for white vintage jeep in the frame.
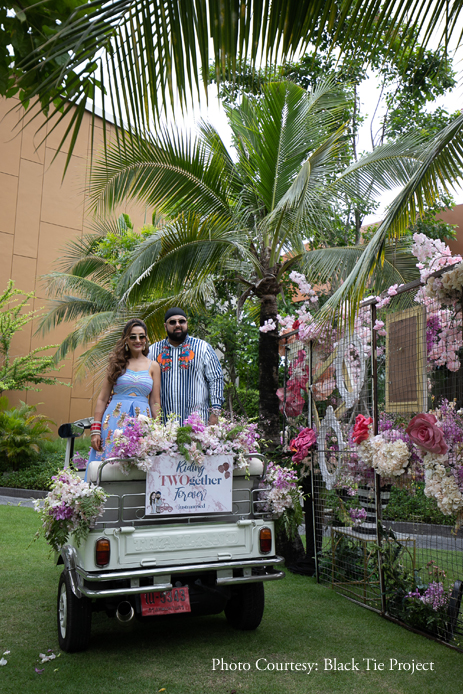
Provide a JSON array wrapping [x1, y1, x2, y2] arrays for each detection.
[[56, 419, 284, 652]]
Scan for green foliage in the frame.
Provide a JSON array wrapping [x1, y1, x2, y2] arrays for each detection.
[[6, 0, 460, 176], [210, 22, 457, 249], [189, 300, 260, 392], [0, 399, 54, 472], [407, 193, 457, 242], [0, 435, 90, 488], [226, 386, 259, 419], [376, 527, 450, 638], [0, 1, 98, 105], [175, 424, 197, 459], [276, 499, 304, 541], [0, 280, 66, 393], [0, 452, 63, 490], [92, 214, 157, 288], [383, 483, 455, 526]]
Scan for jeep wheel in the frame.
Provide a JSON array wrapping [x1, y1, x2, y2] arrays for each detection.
[[57, 570, 92, 652], [224, 582, 265, 630]]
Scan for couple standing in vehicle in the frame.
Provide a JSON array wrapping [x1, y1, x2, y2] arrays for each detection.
[[88, 308, 224, 465]]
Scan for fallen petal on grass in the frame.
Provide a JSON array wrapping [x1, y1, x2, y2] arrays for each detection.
[[0, 658, 7, 666]]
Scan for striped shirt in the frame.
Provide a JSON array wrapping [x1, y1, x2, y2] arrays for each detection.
[[149, 334, 224, 424]]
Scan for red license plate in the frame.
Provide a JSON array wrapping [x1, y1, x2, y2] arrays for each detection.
[[141, 587, 191, 616]]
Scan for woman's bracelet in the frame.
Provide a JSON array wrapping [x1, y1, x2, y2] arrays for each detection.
[[90, 432, 101, 438], [91, 422, 101, 432]]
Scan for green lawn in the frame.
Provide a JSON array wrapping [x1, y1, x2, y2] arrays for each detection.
[[1, 505, 462, 694]]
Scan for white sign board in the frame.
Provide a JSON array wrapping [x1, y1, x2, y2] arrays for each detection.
[[145, 454, 233, 516]]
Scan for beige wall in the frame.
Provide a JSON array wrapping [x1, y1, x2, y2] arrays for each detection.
[[438, 204, 463, 257], [0, 97, 150, 430]]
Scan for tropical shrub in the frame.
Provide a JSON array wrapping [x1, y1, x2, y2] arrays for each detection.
[[0, 398, 54, 472]]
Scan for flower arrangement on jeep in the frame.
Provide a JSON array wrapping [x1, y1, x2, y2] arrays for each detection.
[[34, 469, 108, 551], [261, 462, 304, 536], [110, 412, 260, 473]]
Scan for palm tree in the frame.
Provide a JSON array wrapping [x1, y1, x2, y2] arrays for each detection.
[[82, 79, 463, 442], [39, 214, 250, 383], [13, 1, 463, 167]]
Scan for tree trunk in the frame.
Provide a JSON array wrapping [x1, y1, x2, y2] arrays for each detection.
[[258, 291, 280, 446]]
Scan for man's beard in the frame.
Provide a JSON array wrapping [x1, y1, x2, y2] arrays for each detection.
[[166, 327, 187, 343]]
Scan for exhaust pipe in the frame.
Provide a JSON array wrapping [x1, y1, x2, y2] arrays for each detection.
[[116, 601, 135, 624]]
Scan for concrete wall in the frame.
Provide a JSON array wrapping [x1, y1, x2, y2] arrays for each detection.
[[0, 97, 150, 430]]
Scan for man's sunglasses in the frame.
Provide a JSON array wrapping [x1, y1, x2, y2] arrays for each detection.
[[128, 335, 147, 341], [167, 319, 187, 326]]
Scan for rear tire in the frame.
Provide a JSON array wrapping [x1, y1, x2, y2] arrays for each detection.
[[57, 570, 92, 652], [224, 582, 265, 630]]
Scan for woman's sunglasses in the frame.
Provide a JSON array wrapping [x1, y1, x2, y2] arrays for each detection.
[[128, 335, 147, 342]]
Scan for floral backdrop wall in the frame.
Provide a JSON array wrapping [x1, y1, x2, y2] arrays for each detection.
[[276, 232, 463, 648]]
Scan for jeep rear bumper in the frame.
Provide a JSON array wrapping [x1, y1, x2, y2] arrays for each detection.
[[71, 554, 285, 598]]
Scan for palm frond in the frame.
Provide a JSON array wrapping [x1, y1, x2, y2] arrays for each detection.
[[118, 212, 252, 304], [51, 311, 119, 364], [302, 239, 419, 295], [88, 127, 232, 218], [320, 113, 463, 322], [40, 273, 117, 307], [16, 1, 462, 168], [37, 298, 113, 336]]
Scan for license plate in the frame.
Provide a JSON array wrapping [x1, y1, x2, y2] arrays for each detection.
[[141, 587, 191, 616]]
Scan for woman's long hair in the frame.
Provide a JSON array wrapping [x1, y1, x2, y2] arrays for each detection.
[[107, 319, 149, 386]]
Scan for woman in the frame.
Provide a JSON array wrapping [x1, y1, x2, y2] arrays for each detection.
[[87, 319, 161, 467]]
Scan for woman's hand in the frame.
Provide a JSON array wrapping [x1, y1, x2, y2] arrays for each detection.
[[91, 434, 102, 452]]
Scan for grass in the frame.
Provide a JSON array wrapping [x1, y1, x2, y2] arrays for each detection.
[[1, 506, 463, 694]]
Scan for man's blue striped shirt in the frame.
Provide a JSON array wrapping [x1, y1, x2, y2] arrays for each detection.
[[148, 334, 224, 424]]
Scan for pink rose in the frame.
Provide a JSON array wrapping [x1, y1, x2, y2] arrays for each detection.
[[277, 384, 305, 417], [352, 414, 373, 445], [406, 413, 448, 455], [290, 427, 317, 463]]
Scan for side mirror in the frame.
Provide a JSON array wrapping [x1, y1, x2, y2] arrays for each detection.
[[58, 422, 85, 439]]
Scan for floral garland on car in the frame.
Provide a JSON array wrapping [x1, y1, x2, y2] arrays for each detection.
[[260, 462, 304, 537], [256, 427, 316, 535], [34, 469, 108, 552], [110, 412, 260, 473]]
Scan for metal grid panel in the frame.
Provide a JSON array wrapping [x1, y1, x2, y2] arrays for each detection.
[[281, 283, 463, 648], [376, 288, 463, 646]]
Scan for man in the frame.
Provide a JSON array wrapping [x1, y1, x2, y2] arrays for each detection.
[[148, 308, 224, 425]]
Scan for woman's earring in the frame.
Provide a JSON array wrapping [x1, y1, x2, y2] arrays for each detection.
[[125, 343, 129, 352]]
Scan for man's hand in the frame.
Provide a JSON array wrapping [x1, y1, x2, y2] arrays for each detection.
[[208, 413, 219, 426]]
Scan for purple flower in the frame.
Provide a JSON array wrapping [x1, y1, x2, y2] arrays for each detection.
[[184, 412, 206, 433], [349, 507, 367, 523], [52, 503, 74, 521], [421, 582, 449, 611], [72, 450, 90, 470], [407, 582, 449, 611], [426, 314, 440, 354]]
